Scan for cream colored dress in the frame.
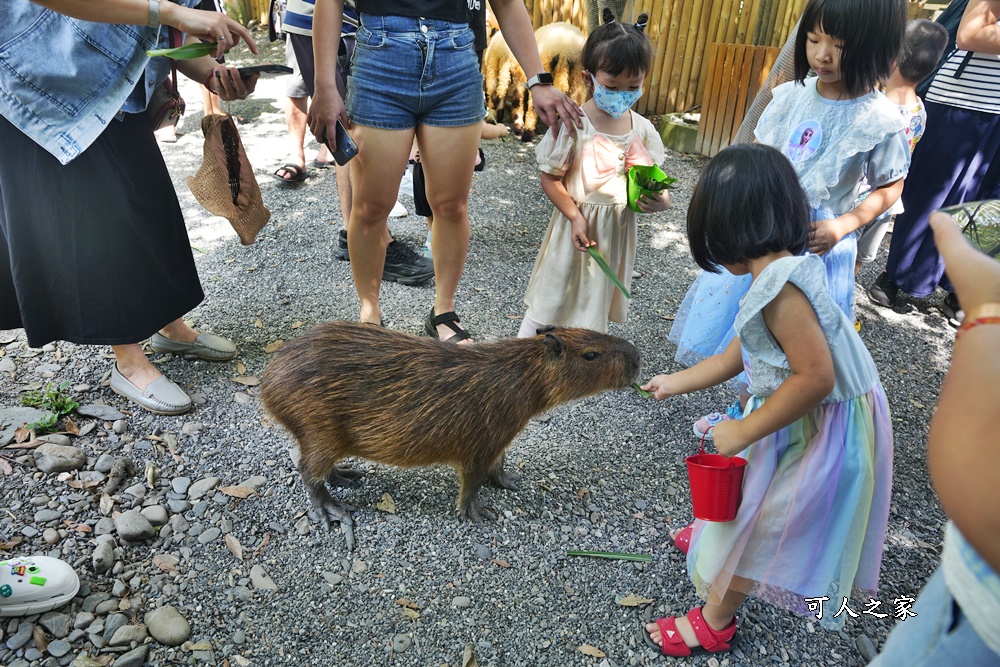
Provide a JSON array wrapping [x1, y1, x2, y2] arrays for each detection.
[[523, 110, 665, 332]]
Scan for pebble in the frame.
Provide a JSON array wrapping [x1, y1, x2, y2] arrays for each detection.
[[198, 527, 221, 544], [92, 540, 115, 573], [43, 527, 61, 544], [6, 622, 32, 650], [33, 443, 86, 474], [95, 454, 117, 473], [111, 645, 148, 667], [114, 510, 156, 542], [233, 392, 252, 405], [36, 433, 72, 446], [249, 564, 278, 591], [40, 611, 71, 638], [187, 476, 220, 500], [172, 477, 192, 494], [76, 404, 126, 421], [46, 639, 72, 657], [112, 419, 126, 435], [452, 596, 472, 609], [74, 612, 96, 630], [123, 483, 146, 501], [181, 422, 204, 435], [473, 544, 493, 560], [351, 560, 368, 574], [391, 634, 412, 653], [109, 625, 148, 646], [857, 634, 877, 662], [322, 572, 344, 586], [140, 505, 169, 526]]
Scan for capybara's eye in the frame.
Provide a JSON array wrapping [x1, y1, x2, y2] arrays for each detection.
[[582, 351, 600, 361]]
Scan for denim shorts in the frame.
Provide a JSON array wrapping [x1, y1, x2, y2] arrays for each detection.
[[346, 14, 485, 130], [868, 567, 1000, 666]]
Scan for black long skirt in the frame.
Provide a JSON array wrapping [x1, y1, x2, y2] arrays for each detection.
[[0, 112, 204, 348]]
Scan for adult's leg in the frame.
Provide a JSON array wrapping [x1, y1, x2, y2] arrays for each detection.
[[885, 103, 1000, 298], [285, 96, 309, 171], [416, 122, 482, 342], [334, 162, 352, 225], [347, 125, 415, 324]]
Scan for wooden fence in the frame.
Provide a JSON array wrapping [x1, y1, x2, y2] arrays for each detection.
[[694, 43, 780, 156]]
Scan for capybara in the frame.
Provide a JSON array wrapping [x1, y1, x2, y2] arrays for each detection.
[[260, 322, 640, 547]]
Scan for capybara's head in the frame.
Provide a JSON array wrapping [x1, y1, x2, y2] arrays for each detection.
[[532, 327, 641, 405]]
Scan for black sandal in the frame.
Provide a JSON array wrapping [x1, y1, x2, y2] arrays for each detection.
[[424, 307, 471, 343]]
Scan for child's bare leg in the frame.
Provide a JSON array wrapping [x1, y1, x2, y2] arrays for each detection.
[[645, 576, 749, 648]]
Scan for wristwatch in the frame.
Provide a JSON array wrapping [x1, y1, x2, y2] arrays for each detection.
[[148, 0, 160, 28], [525, 72, 554, 90]]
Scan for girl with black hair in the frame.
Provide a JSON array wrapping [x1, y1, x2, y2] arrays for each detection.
[[517, 10, 669, 337], [669, 0, 910, 440], [641, 144, 893, 657]]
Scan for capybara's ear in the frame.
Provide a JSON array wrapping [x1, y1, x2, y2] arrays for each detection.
[[602, 7, 615, 25], [543, 332, 566, 358]]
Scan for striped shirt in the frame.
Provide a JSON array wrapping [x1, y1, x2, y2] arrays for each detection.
[[284, 0, 357, 37], [925, 48, 1000, 115]]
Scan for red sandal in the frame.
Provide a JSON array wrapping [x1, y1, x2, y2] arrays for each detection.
[[644, 607, 737, 657], [671, 523, 694, 555]]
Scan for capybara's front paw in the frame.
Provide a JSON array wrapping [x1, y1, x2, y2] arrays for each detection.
[[487, 468, 520, 491], [459, 497, 497, 522]]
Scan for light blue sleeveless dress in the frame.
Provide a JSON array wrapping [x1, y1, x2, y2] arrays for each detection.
[[685, 256, 894, 631], [669, 78, 910, 371]]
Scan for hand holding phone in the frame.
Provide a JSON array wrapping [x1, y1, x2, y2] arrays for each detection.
[[321, 120, 359, 166]]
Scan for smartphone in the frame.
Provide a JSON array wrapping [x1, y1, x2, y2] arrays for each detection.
[[237, 64, 293, 79], [322, 120, 359, 166]]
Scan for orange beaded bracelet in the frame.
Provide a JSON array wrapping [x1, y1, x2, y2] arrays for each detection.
[[956, 303, 1000, 339]]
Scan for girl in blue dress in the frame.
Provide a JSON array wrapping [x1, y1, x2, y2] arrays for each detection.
[[641, 144, 893, 657], [670, 0, 911, 436]]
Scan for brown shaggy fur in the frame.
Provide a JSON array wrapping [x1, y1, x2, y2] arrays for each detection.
[[521, 22, 588, 141], [260, 322, 640, 548]]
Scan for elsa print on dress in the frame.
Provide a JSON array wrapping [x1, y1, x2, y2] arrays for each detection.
[[786, 120, 821, 163]]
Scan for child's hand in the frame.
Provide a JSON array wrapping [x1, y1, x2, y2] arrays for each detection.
[[641, 374, 682, 400], [708, 420, 749, 457], [636, 190, 671, 213], [808, 218, 849, 255], [572, 216, 594, 252]]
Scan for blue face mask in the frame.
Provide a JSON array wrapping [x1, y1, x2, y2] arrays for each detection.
[[590, 74, 643, 119]]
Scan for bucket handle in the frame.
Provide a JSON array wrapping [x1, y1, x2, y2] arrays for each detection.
[[698, 430, 734, 467]]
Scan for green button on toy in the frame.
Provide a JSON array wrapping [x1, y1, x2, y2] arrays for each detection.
[[30, 576, 46, 586]]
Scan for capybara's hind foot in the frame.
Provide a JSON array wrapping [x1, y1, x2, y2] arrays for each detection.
[[326, 465, 365, 488], [459, 496, 497, 522], [303, 474, 358, 550]]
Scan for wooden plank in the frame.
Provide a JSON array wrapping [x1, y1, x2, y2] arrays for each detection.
[[712, 44, 745, 155], [728, 46, 757, 145], [641, 0, 670, 114], [736, 0, 759, 44], [708, 44, 736, 155], [666, 0, 695, 112], [695, 42, 724, 155], [685, 0, 715, 111], [654, 0, 683, 112], [677, 0, 706, 112]]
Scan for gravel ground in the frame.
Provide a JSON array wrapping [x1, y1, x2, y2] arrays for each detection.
[[1, 31, 957, 667]]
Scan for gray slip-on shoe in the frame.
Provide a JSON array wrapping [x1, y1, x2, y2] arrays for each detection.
[[110, 365, 192, 416], [149, 332, 237, 361]]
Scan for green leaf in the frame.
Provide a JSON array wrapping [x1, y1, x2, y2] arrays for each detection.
[[147, 42, 217, 60], [567, 550, 653, 563], [586, 246, 630, 300], [631, 383, 653, 398]]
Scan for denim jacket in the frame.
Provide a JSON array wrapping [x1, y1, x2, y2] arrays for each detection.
[[0, 0, 195, 164]]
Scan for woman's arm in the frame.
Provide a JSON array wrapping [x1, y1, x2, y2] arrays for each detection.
[[29, 0, 256, 59], [711, 283, 835, 457], [956, 0, 1000, 55], [926, 212, 1000, 573], [488, 0, 582, 133], [642, 337, 745, 401], [307, 0, 347, 145], [539, 172, 592, 251], [808, 179, 904, 255]]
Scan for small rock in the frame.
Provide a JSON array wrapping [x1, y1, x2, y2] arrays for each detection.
[[452, 596, 472, 609], [46, 639, 72, 657], [856, 634, 878, 662], [111, 644, 148, 667], [34, 508, 62, 523], [233, 392, 252, 405], [123, 483, 146, 501], [249, 564, 278, 591], [114, 510, 156, 542], [93, 541, 115, 573], [145, 605, 191, 646], [140, 505, 169, 526], [39, 611, 71, 638], [109, 624, 148, 646], [74, 611, 96, 630], [321, 572, 343, 586], [95, 454, 117, 473], [239, 475, 268, 489], [181, 422, 203, 435], [391, 634, 412, 653], [171, 477, 191, 494], [197, 527, 221, 544], [186, 476, 220, 500], [473, 544, 492, 560], [36, 433, 72, 446], [33, 443, 86, 474], [294, 516, 311, 535], [6, 622, 33, 650], [43, 527, 61, 544], [351, 560, 368, 574], [232, 630, 246, 645], [112, 420, 126, 435], [76, 404, 126, 421]]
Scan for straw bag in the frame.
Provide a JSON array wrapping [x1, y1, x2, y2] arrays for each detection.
[[186, 114, 270, 245]]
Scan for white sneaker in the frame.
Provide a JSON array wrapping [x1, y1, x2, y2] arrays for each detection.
[[389, 200, 408, 218], [0, 556, 80, 617], [398, 166, 414, 198]]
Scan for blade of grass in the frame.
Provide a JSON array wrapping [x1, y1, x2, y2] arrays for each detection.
[[586, 246, 630, 299], [147, 42, 217, 59], [567, 550, 653, 562], [632, 383, 653, 398]]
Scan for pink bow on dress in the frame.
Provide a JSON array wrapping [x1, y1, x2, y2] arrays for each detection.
[[583, 134, 653, 188]]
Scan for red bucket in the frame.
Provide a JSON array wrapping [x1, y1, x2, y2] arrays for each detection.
[[686, 443, 747, 522]]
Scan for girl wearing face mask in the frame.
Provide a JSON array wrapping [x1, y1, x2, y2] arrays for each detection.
[[517, 9, 669, 337]]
